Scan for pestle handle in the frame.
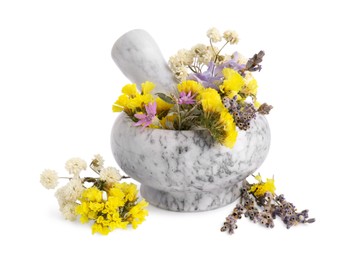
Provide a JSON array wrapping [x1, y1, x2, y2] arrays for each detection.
[[111, 29, 177, 94]]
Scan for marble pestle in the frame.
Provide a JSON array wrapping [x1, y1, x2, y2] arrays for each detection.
[[111, 29, 177, 94]]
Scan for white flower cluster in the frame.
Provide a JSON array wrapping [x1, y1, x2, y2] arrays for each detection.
[[99, 166, 122, 185], [168, 28, 239, 82], [55, 178, 84, 220], [40, 154, 125, 221]]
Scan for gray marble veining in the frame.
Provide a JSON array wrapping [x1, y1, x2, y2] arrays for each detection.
[[111, 113, 270, 212], [111, 29, 177, 94]]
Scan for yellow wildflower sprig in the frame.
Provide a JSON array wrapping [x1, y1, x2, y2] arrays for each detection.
[[249, 173, 276, 199], [40, 154, 149, 235]]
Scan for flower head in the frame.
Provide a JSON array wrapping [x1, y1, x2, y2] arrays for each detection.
[[40, 169, 59, 189], [99, 167, 122, 185], [133, 102, 157, 129], [249, 175, 276, 198], [178, 91, 196, 105], [65, 157, 87, 177], [55, 178, 84, 205], [177, 80, 204, 95], [91, 154, 104, 172], [207, 27, 222, 43], [223, 30, 239, 44], [220, 68, 245, 98]]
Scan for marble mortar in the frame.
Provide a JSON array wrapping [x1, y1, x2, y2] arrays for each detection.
[[111, 113, 270, 211]]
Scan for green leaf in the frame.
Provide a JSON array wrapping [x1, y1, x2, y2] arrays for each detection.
[[156, 93, 175, 104]]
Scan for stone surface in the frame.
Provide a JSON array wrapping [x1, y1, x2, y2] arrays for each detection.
[[111, 113, 271, 212], [111, 29, 177, 94]]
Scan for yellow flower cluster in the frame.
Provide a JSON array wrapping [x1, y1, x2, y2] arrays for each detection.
[[76, 183, 148, 235], [219, 68, 258, 101], [112, 82, 155, 113], [198, 88, 238, 148], [177, 80, 204, 95], [249, 174, 276, 198]]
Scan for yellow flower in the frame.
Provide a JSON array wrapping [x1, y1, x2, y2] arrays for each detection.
[[218, 110, 238, 148], [81, 187, 103, 203], [88, 201, 104, 212], [122, 83, 139, 97], [127, 94, 154, 110], [177, 80, 204, 94], [112, 95, 130, 112], [156, 96, 174, 117], [92, 223, 110, 235], [199, 88, 224, 113], [141, 81, 155, 95], [219, 68, 245, 96], [160, 114, 177, 129], [249, 175, 276, 198], [128, 200, 149, 229], [242, 78, 258, 96], [113, 82, 156, 113]]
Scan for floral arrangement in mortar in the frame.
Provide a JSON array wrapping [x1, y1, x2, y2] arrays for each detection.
[[112, 28, 272, 148], [40, 154, 148, 235], [221, 174, 315, 234]]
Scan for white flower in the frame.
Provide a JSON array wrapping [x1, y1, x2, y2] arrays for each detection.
[[99, 167, 121, 185], [91, 154, 104, 172], [40, 169, 59, 189], [65, 157, 87, 177], [60, 202, 78, 221], [207, 27, 222, 43], [191, 44, 213, 65], [173, 65, 189, 81], [55, 178, 84, 206], [223, 30, 239, 44], [168, 49, 194, 74], [191, 44, 208, 57]]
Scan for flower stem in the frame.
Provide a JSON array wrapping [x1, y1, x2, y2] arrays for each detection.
[[214, 41, 229, 63]]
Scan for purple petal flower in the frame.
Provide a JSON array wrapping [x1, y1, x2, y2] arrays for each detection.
[[178, 91, 196, 105], [133, 102, 157, 129], [188, 52, 246, 88], [188, 62, 221, 89]]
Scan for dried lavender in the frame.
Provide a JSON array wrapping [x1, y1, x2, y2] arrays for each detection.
[[258, 103, 273, 115], [221, 177, 315, 235], [222, 96, 260, 131], [246, 50, 265, 72]]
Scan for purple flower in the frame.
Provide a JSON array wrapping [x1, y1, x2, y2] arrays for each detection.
[[188, 52, 246, 88], [188, 62, 221, 89], [133, 102, 157, 129], [178, 91, 196, 105]]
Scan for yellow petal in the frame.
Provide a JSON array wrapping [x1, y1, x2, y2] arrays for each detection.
[[141, 81, 155, 95], [122, 84, 139, 96]]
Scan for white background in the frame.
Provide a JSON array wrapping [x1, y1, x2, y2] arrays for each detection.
[[0, 0, 357, 259]]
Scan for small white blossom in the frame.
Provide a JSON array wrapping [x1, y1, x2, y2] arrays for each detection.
[[55, 178, 84, 206], [99, 167, 121, 185], [207, 27, 222, 43], [173, 65, 189, 81], [91, 154, 104, 172], [168, 49, 194, 75], [40, 169, 59, 189], [60, 202, 78, 221], [191, 44, 213, 65], [65, 157, 87, 177], [191, 44, 208, 57], [223, 30, 239, 44]]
